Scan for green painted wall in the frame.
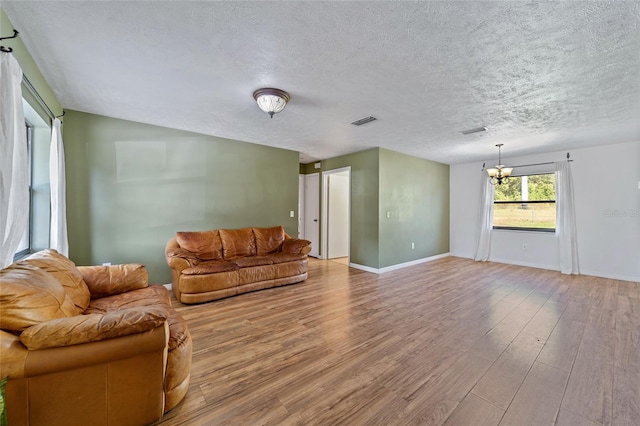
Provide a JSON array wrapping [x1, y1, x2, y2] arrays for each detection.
[[302, 147, 449, 270], [321, 149, 380, 268], [64, 111, 299, 283], [378, 148, 449, 268]]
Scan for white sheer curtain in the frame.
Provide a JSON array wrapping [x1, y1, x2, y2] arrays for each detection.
[[50, 118, 69, 256], [555, 161, 579, 274], [474, 172, 494, 261], [0, 53, 29, 268]]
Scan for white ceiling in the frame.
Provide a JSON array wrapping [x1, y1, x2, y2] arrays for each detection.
[[3, 1, 639, 164]]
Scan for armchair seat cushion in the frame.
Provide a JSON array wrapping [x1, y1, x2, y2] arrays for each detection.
[[85, 285, 190, 351], [85, 285, 171, 313]]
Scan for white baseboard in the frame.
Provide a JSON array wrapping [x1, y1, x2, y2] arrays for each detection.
[[489, 257, 559, 272], [579, 269, 640, 283], [474, 256, 639, 283], [349, 252, 450, 274]]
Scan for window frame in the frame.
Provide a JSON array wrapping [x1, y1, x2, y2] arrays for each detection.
[[492, 172, 556, 233], [13, 120, 33, 261]]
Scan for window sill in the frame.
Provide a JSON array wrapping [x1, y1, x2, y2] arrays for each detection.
[[492, 227, 555, 234], [13, 249, 32, 262]]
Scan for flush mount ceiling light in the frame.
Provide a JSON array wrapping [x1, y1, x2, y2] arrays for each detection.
[[253, 88, 290, 118], [486, 143, 513, 185]]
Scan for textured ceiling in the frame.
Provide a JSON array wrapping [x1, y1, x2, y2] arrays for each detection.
[[3, 1, 639, 164]]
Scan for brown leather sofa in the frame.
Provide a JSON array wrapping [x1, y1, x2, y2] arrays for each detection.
[[165, 225, 311, 304], [0, 249, 192, 426]]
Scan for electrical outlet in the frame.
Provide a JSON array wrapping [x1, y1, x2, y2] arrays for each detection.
[[522, 243, 527, 251], [411, 242, 415, 250], [102, 262, 111, 266], [386, 211, 391, 218]]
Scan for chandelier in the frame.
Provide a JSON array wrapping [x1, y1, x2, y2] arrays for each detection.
[[253, 88, 290, 118], [486, 144, 513, 185]]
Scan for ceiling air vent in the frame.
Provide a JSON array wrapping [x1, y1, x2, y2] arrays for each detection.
[[351, 116, 377, 126], [460, 126, 487, 135]]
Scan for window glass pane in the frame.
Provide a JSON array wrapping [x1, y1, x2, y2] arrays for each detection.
[[493, 173, 556, 230], [527, 174, 555, 201], [494, 176, 522, 201], [493, 202, 556, 229]]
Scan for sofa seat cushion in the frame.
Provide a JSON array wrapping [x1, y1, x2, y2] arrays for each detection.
[[253, 226, 285, 256], [219, 228, 257, 259], [266, 253, 308, 264], [183, 260, 239, 275], [176, 230, 223, 260], [232, 256, 274, 268]]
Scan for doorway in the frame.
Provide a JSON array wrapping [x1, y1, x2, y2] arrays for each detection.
[[322, 167, 351, 261]]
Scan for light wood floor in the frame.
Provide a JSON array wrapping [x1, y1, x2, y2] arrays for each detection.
[[156, 256, 640, 425]]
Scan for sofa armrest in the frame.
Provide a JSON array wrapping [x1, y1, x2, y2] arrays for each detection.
[[165, 248, 197, 273], [78, 264, 149, 299], [165, 237, 198, 273], [282, 238, 312, 255], [20, 307, 168, 350]]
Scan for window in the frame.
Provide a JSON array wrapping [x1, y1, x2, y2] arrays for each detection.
[[493, 173, 555, 232], [14, 121, 32, 260]]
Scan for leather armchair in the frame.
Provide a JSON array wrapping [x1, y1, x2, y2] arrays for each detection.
[[0, 249, 191, 425]]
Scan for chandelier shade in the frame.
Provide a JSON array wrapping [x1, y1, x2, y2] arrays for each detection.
[[487, 144, 513, 185], [253, 88, 290, 118]]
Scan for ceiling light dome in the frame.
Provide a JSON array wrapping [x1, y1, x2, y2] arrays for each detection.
[[253, 88, 290, 118]]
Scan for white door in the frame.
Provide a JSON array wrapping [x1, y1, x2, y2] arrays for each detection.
[[298, 175, 305, 238], [327, 172, 350, 259], [304, 173, 320, 257]]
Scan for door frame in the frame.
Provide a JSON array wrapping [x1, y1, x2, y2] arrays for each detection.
[[321, 166, 351, 261], [304, 172, 320, 258]]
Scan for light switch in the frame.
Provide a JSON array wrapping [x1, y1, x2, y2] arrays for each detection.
[[290, 210, 295, 218]]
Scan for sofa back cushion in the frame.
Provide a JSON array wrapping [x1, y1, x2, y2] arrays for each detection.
[[219, 228, 257, 259], [0, 263, 69, 332], [25, 249, 91, 313], [176, 230, 223, 260], [253, 226, 286, 256]]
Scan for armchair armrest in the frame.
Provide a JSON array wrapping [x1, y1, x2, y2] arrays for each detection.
[[78, 264, 148, 299], [282, 238, 312, 255], [20, 307, 168, 350]]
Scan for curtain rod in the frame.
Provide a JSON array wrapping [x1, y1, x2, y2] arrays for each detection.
[[22, 74, 56, 122], [482, 153, 572, 171], [511, 152, 573, 168]]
